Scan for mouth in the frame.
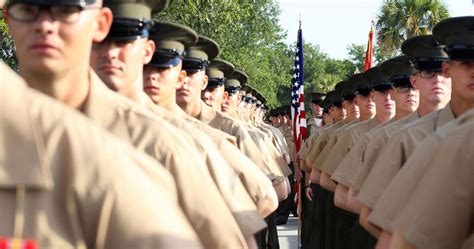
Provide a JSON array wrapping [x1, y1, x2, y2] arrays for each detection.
[[431, 86, 444, 94], [467, 83, 474, 90], [99, 64, 121, 74], [144, 85, 159, 94], [30, 43, 58, 54], [177, 88, 190, 96]]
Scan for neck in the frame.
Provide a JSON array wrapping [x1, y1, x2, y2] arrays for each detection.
[[23, 66, 90, 111], [394, 108, 410, 120], [375, 111, 393, 124], [346, 113, 358, 122], [450, 97, 474, 118], [158, 95, 177, 112], [178, 97, 202, 118], [417, 98, 447, 117], [359, 111, 375, 121], [121, 74, 144, 103]]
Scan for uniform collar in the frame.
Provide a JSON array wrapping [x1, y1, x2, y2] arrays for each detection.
[[436, 102, 456, 129], [197, 101, 217, 124], [0, 63, 53, 190]]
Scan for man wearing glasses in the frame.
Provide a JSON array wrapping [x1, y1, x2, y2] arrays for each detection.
[[357, 34, 453, 248]]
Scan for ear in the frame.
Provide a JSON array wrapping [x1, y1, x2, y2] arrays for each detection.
[[223, 91, 229, 100], [201, 74, 209, 90], [410, 74, 418, 90], [143, 39, 155, 64], [176, 69, 187, 88], [92, 7, 113, 43], [237, 94, 242, 102], [442, 61, 451, 78]]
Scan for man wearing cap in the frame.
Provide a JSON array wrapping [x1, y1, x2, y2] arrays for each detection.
[[178, 50, 289, 199], [0, 0, 201, 245], [140, 21, 273, 247], [307, 91, 326, 135], [6, 0, 248, 247], [366, 17, 474, 248], [348, 56, 419, 238], [317, 67, 394, 248], [354, 34, 453, 247]]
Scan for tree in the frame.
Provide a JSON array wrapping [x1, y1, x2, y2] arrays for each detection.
[[376, 0, 449, 54]]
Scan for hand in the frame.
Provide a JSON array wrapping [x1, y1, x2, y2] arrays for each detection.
[[305, 186, 313, 201], [294, 167, 303, 182]]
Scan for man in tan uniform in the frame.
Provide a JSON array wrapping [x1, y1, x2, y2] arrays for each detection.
[[6, 0, 248, 247], [365, 17, 474, 248], [389, 110, 474, 249], [0, 61, 201, 248], [140, 21, 269, 247], [355, 35, 453, 248], [307, 91, 326, 135]]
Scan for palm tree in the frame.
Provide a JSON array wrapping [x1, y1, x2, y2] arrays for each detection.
[[376, 0, 449, 54]]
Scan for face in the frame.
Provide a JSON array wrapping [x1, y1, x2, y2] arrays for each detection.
[[342, 99, 360, 119], [372, 89, 395, 116], [311, 102, 323, 116], [323, 112, 332, 125], [410, 70, 451, 105], [330, 106, 346, 121], [6, 2, 111, 76], [270, 116, 279, 126], [442, 61, 474, 104], [355, 94, 376, 117], [90, 37, 154, 93], [391, 87, 419, 114], [143, 63, 185, 105], [202, 86, 225, 110], [221, 92, 241, 113], [177, 70, 208, 106]]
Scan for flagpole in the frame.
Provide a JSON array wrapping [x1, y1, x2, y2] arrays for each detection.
[[296, 16, 302, 249]]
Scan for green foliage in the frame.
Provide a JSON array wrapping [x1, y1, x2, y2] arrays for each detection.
[[376, 0, 449, 54], [1, 15, 18, 71]]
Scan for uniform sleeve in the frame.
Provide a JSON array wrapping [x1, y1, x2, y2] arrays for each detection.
[[393, 129, 473, 249], [357, 130, 405, 208], [331, 134, 370, 187], [320, 130, 352, 175]]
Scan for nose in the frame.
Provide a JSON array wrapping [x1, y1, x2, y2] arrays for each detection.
[[34, 9, 55, 35]]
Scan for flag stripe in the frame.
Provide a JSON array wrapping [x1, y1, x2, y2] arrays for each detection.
[[291, 24, 306, 152]]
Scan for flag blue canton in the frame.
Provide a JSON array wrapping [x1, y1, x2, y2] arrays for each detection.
[[291, 27, 304, 114]]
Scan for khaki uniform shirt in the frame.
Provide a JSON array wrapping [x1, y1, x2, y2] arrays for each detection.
[[82, 72, 247, 249], [198, 102, 285, 183], [303, 120, 345, 167], [259, 123, 290, 161], [0, 63, 201, 248], [146, 103, 267, 237], [390, 110, 474, 249], [277, 123, 295, 162], [331, 119, 396, 188], [312, 119, 359, 170], [361, 105, 455, 215], [246, 124, 292, 177], [321, 118, 378, 177], [352, 112, 419, 191], [307, 116, 323, 136], [184, 117, 276, 209]]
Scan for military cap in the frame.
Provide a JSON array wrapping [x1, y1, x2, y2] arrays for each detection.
[[433, 16, 474, 61], [8, 0, 95, 6], [281, 105, 291, 116], [104, 0, 168, 41], [325, 90, 337, 107], [205, 59, 234, 89], [380, 56, 416, 88], [225, 70, 248, 95], [343, 75, 360, 100], [183, 36, 220, 73], [351, 72, 372, 96], [363, 66, 392, 91], [310, 91, 326, 105], [147, 21, 197, 68], [320, 98, 330, 112], [402, 35, 448, 70]]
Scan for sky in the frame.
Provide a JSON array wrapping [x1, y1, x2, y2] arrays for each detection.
[[278, 0, 474, 60]]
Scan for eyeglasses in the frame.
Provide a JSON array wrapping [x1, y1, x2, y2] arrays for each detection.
[[418, 70, 442, 79], [7, 3, 98, 23], [395, 86, 413, 93]]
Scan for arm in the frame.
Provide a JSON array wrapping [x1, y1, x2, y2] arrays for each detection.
[[320, 171, 336, 192], [359, 205, 382, 238], [347, 187, 363, 214], [376, 230, 394, 249], [390, 231, 417, 249], [334, 183, 350, 211]]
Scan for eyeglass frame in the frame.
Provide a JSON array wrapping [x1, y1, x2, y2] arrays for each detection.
[[6, 3, 99, 24]]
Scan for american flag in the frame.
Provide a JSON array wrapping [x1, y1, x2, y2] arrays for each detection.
[[291, 22, 306, 152]]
